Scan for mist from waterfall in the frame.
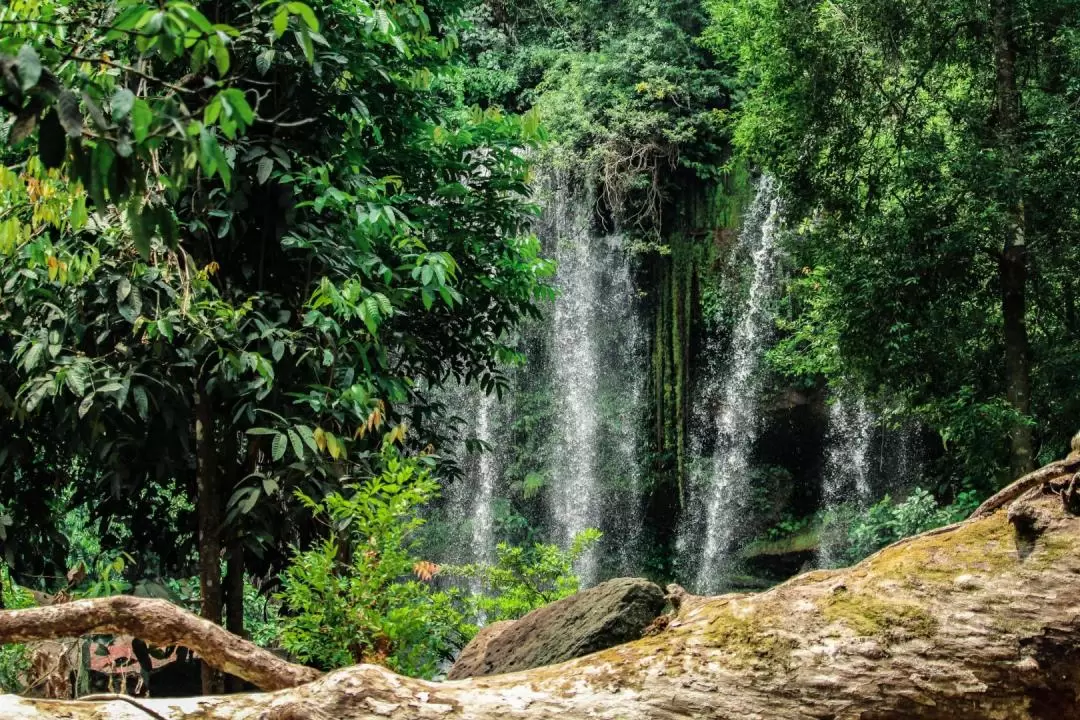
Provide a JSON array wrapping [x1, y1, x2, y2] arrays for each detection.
[[542, 179, 647, 585], [438, 177, 648, 588], [470, 391, 498, 565], [682, 176, 785, 594], [818, 396, 876, 566]]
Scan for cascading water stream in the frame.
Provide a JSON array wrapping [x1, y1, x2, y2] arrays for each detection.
[[470, 391, 497, 565], [686, 176, 785, 593], [543, 179, 646, 585], [818, 397, 876, 566]]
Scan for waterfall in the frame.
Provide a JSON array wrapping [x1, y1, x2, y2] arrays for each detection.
[[818, 396, 876, 566], [470, 391, 498, 565], [683, 176, 785, 593], [543, 179, 646, 585]]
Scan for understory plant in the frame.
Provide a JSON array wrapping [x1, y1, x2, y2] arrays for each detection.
[[450, 528, 602, 623], [822, 489, 982, 567], [0, 567, 34, 692], [278, 445, 471, 679]]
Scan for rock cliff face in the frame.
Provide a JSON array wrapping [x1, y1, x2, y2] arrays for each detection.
[[447, 577, 666, 679], [2, 455, 1080, 719]]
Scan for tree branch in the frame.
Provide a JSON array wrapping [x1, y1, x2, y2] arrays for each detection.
[[0, 596, 320, 691]]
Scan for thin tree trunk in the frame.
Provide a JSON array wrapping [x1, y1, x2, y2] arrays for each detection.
[[195, 381, 224, 695], [993, 0, 1034, 476], [223, 427, 247, 693]]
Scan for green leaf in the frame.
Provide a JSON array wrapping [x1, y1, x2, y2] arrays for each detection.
[[133, 386, 149, 421], [223, 89, 254, 124], [16, 45, 41, 91], [210, 36, 230, 76], [118, 286, 143, 323], [127, 200, 152, 260], [22, 343, 44, 372], [294, 29, 315, 64], [271, 433, 287, 462], [117, 277, 132, 302], [271, 339, 285, 361], [157, 317, 174, 342], [272, 9, 289, 37], [256, 49, 276, 75], [295, 425, 319, 453], [257, 156, 274, 185], [131, 99, 153, 143], [246, 427, 278, 436], [287, 429, 304, 461], [111, 89, 136, 121], [64, 364, 88, 397], [198, 128, 218, 178], [78, 393, 95, 419], [287, 2, 319, 31]]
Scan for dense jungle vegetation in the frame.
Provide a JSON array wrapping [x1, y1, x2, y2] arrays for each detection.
[[0, 0, 1078, 695]]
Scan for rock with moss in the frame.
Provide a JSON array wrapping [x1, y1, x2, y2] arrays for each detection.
[[447, 577, 665, 679]]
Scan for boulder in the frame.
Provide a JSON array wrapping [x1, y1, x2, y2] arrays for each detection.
[[447, 577, 665, 679]]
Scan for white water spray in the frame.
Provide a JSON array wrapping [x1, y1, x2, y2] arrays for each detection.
[[686, 176, 785, 593], [544, 180, 645, 585], [470, 392, 498, 564], [818, 396, 876, 566]]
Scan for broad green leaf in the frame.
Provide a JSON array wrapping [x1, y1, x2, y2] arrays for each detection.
[[272, 433, 287, 461], [77, 393, 95, 419], [286, 2, 319, 31], [133, 386, 150, 421], [131, 99, 153, 143], [223, 89, 254, 124], [287, 429, 304, 461], [295, 425, 319, 453], [294, 29, 315, 63], [22, 343, 44, 372], [256, 49, 276, 75], [272, 9, 289, 37], [257, 157, 274, 185]]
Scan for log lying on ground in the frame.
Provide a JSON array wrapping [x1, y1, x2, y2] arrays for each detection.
[[2, 466, 1080, 718], [0, 596, 320, 691]]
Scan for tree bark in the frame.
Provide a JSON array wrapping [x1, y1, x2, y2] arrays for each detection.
[[2, 456, 1080, 718], [993, 0, 1034, 477], [0, 596, 319, 691], [194, 381, 224, 695]]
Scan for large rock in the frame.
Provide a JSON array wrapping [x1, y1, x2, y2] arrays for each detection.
[[447, 577, 665, 679]]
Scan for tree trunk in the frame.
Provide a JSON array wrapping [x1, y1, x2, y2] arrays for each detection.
[[993, 0, 1034, 477], [2, 456, 1079, 719], [194, 381, 224, 695], [223, 429, 246, 642]]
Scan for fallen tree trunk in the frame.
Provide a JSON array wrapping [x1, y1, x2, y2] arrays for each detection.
[[0, 596, 320, 691], [2, 469, 1080, 718]]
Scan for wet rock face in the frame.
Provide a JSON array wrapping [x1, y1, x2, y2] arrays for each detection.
[[447, 578, 666, 680]]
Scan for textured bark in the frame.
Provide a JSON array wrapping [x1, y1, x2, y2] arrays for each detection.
[[2, 459, 1080, 718], [0, 596, 320, 692], [194, 383, 224, 695], [993, 0, 1034, 477]]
